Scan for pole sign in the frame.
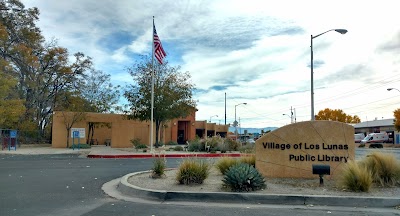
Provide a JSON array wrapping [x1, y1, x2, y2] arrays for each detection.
[[71, 128, 85, 138]]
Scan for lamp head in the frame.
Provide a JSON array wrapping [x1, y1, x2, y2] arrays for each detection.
[[335, 29, 348, 34], [243, 103, 247, 105], [387, 88, 393, 91]]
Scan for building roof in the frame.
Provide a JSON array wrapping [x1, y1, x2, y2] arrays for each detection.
[[354, 119, 394, 128]]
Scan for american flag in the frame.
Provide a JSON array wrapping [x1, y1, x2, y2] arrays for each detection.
[[153, 24, 166, 64]]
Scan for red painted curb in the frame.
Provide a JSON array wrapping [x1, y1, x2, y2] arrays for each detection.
[[87, 153, 243, 159]]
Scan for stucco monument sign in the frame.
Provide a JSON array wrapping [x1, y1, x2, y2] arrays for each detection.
[[255, 121, 355, 178]]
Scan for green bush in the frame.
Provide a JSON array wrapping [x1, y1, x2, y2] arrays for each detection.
[[173, 146, 184, 151], [240, 155, 256, 167], [362, 152, 400, 186], [338, 161, 372, 192], [69, 144, 91, 149], [151, 156, 166, 178], [176, 159, 210, 185], [166, 140, 178, 145], [358, 143, 365, 148], [188, 138, 204, 152], [130, 138, 147, 149], [215, 157, 239, 175], [223, 163, 266, 192]]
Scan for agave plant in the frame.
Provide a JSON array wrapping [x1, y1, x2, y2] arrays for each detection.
[[222, 163, 266, 192]]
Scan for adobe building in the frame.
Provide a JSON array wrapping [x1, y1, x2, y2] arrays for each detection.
[[354, 118, 399, 145], [51, 111, 229, 148]]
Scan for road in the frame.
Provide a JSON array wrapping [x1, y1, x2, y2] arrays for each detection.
[[0, 153, 399, 216]]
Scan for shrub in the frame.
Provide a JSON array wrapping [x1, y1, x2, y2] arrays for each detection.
[[338, 161, 372, 192], [188, 138, 204, 152], [173, 146, 184, 151], [362, 152, 400, 186], [206, 136, 224, 150], [151, 156, 166, 178], [239, 144, 255, 153], [215, 157, 239, 175], [223, 163, 266, 192], [176, 159, 210, 185], [358, 143, 365, 148], [224, 138, 240, 151], [69, 144, 91, 149], [166, 140, 178, 145], [240, 155, 256, 167], [131, 138, 147, 149]]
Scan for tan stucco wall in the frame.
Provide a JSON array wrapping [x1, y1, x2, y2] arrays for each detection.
[[52, 112, 153, 148], [52, 111, 211, 148], [255, 121, 355, 179]]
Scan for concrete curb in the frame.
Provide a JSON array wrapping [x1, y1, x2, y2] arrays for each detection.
[[88, 153, 242, 158], [118, 171, 400, 208]]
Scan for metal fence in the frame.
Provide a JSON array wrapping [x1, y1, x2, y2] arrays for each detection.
[[0, 129, 51, 146]]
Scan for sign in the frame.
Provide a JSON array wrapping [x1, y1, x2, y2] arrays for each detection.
[[255, 121, 355, 178], [10, 130, 17, 138], [71, 128, 85, 138], [72, 131, 79, 138]]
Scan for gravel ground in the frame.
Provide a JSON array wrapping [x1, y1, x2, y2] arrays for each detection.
[[128, 168, 400, 197]]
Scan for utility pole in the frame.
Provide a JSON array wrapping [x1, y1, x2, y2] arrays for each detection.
[[224, 92, 226, 125]]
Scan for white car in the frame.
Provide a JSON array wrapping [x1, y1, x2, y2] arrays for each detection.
[[246, 139, 255, 144]]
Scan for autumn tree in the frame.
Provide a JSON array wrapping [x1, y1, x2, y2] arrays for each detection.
[[393, 109, 400, 132], [1, 1, 92, 137], [124, 58, 196, 146], [315, 108, 361, 123], [0, 68, 25, 128]]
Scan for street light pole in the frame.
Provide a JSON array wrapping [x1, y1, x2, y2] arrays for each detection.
[[387, 88, 400, 93], [311, 29, 347, 121], [234, 103, 247, 141], [209, 115, 218, 123]]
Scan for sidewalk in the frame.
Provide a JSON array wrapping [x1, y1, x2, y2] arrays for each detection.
[[0, 145, 243, 158]]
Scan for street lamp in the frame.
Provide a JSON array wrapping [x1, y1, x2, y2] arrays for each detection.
[[311, 29, 347, 121], [209, 115, 218, 123], [387, 88, 400, 93], [282, 113, 293, 124], [234, 103, 247, 141]]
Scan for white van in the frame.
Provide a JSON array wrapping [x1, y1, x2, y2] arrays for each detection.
[[360, 133, 389, 144], [354, 133, 365, 143]]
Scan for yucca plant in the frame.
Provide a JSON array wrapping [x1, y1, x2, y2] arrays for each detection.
[[362, 152, 400, 186], [151, 156, 166, 178], [338, 161, 372, 192], [215, 157, 239, 175], [176, 159, 210, 185], [223, 163, 266, 192]]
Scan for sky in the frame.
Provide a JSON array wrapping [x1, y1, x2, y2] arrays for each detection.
[[21, 0, 400, 128]]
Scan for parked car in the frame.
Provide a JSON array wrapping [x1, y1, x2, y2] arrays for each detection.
[[354, 133, 365, 143], [245, 139, 255, 145], [360, 133, 389, 144]]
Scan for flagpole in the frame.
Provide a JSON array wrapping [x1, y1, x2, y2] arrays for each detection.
[[150, 16, 155, 153]]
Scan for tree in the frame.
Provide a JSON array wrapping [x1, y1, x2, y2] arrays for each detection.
[[57, 92, 92, 148], [1, 1, 92, 136], [79, 69, 120, 144], [315, 108, 361, 123], [0, 68, 25, 128], [393, 109, 400, 132], [124, 58, 196, 146]]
